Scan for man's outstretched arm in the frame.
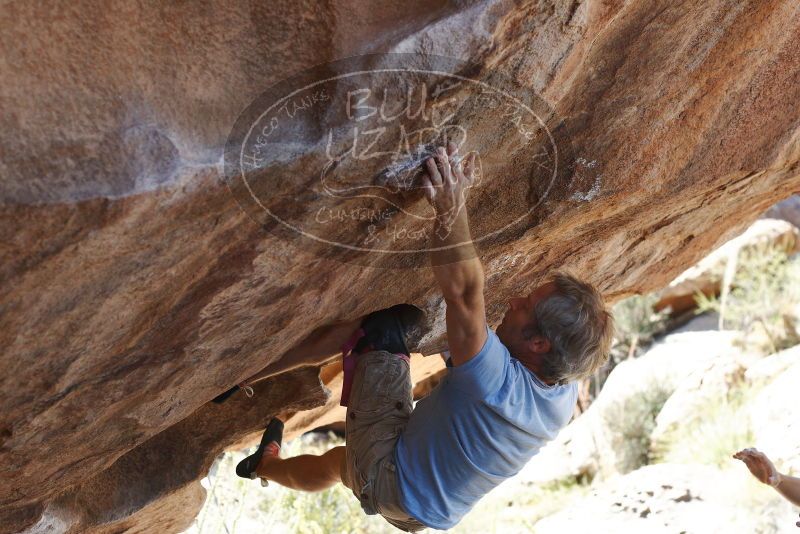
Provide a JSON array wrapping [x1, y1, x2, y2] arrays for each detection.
[[776, 474, 800, 508], [734, 448, 800, 507], [421, 142, 487, 366]]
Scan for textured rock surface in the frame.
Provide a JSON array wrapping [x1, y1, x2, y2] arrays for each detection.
[[2, 0, 800, 532], [19, 368, 329, 534]]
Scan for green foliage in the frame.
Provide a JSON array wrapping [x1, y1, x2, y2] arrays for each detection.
[[186, 432, 591, 534], [451, 477, 590, 533], [695, 245, 800, 352], [603, 384, 672, 473], [651, 383, 755, 468], [609, 294, 670, 364], [258, 471, 384, 534], [188, 433, 395, 534]]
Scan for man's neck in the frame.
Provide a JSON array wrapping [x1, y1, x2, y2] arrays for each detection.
[[514, 353, 557, 386]]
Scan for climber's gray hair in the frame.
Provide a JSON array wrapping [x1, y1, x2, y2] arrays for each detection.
[[522, 272, 615, 385]]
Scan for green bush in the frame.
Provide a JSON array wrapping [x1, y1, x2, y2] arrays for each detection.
[[695, 245, 800, 352], [602, 384, 672, 474], [188, 433, 395, 534], [186, 431, 591, 534], [609, 294, 670, 364], [578, 295, 671, 405], [650, 384, 755, 468], [451, 477, 589, 533]]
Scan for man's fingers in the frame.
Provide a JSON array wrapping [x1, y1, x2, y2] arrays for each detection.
[[743, 456, 761, 470], [738, 455, 766, 479], [748, 450, 776, 473], [447, 140, 458, 157], [464, 151, 481, 184], [423, 144, 479, 209], [436, 146, 453, 187], [462, 152, 475, 183], [451, 153, 465, 181], [747, 452, 763, 464], [421, 174, 436, 203], [426, 157, 442, 186]]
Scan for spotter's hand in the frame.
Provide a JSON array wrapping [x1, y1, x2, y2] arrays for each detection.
[[733, 448, 781, 487]]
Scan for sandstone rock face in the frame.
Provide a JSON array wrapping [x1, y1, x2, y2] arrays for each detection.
[[19, 368, 329, 534], [2, 0, 800, 532]]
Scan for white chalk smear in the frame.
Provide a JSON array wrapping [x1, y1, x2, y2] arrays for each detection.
[[571, 174, 602, 202]]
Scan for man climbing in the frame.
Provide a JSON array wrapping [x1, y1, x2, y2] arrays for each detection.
[[234, 141, 615, 531]]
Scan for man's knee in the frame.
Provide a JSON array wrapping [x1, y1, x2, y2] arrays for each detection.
[[326, 446, 347, 485]]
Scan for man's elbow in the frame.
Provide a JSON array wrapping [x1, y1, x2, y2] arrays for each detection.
[[444, 276, 485, 304], [464, 262, 485, 295], [436, 258, 484, 301]]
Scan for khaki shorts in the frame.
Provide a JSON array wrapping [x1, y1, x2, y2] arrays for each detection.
[[342, 350, 426, 532]]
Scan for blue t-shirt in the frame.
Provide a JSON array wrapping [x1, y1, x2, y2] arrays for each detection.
[[394, 325, 578, 530]]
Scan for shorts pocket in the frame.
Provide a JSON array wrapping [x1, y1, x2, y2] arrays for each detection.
[[364, 358, 400, 395], [373, 460, 411, 522], [356, 479, 379, 516], [353, 358, 402, 415], [370, 421, 402, 442]]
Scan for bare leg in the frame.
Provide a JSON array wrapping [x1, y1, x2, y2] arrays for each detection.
[[256, 445, 347, 492]]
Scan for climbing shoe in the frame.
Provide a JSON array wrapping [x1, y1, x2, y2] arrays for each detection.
[[351, 304, 423, 357], [236, 418, 283, 486], [212, 385, 240, 404], [212, 383, 254, 404]]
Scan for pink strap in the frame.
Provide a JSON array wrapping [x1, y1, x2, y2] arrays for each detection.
[[340, 353, 357, 407], [340, 327, 366, 358], [340, 328, 365, 407], [338, 328, 411, 407], [264, 442, 281, 457]]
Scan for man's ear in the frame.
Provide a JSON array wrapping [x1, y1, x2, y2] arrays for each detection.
[[529, 335, 551, 354]]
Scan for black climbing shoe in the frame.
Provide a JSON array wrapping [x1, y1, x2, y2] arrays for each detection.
[[212, 385, 240, 404], [236, 418, 284, 483], [352, 304, 423, 357], [212, 383, 254, 404]]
